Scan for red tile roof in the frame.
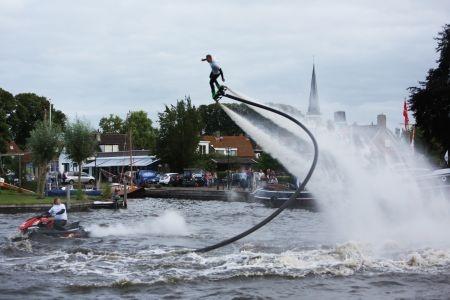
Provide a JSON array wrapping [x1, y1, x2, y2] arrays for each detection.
[[201, 135, 255, 157]]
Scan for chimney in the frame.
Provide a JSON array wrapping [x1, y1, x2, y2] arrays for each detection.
[[334, 111, 346, 124], [377, 114, 386, 128]]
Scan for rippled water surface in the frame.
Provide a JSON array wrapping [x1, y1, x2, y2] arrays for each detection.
[[1, 198, 450, 299]]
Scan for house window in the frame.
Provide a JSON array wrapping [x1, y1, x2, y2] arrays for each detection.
[[199, 145, 207, 155], [215, 149, 226, 155], [228, 149, 237, 156], [100, 145, 119, 152]]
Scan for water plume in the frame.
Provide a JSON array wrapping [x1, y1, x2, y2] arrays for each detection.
[[220, 92, 450, 249], [89, 210, 190, 237]]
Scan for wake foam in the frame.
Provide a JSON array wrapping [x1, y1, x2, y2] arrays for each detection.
[[88, 210, 190, 237]]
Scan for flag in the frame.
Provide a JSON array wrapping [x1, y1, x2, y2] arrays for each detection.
[[445, 150, 449, 164], [403, 100, 409, 130]]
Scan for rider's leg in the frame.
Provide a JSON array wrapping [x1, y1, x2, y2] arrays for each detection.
[[54, 219, 67, 230], [209, 73, 220, 97]]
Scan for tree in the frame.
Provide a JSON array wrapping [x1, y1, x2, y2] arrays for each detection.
[[409, 24, 450, 164], [99, 114, 124, 133], [27, 121, 63, 198], [0, 88, 15, 153], [123, 110, 156, 150], [156, 97, 202, 171], [197, 103, 244, 136], [64, 119, 97, 194], [10, 93, 66, 149], [256, 152, 283, 172]]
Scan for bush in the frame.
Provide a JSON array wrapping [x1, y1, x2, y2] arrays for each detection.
[[75, 188, 85, 200], [101, 183, 112, 199], [22, 181, 37, 192]]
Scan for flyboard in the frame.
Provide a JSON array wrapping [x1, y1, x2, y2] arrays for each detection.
[[193, 85, 319, 253]]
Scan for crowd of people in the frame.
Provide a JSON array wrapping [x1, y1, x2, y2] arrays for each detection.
[[202, 168, 279, 191]]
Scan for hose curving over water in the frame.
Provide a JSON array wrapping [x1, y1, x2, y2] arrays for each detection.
[[194, 86, 319, 253]]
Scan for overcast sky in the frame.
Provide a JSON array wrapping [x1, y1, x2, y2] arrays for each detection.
[[1, 0, 449, 130]]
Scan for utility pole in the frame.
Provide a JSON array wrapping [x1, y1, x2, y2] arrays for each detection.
[[227, 146, 230, 190], [127, 111, 133, 189]]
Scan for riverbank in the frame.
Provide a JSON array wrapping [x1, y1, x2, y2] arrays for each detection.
[[143, 186, 251, 202], [0, 190, 96, 213]]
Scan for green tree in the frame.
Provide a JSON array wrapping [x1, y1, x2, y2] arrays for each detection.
[[123, 110, 156, 150], [409, 24, 450, 164], [27, 122, 63, 198], [0, 88, 15, 153], [256, 152, 283, 172], [64, 119, 97, 196], [10, 93, 66, 149], [99, 114, 125, 133], [156, 97, 201, 171], [197, 103, 244, 136]]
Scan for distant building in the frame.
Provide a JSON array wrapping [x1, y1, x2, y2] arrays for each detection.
[[198, 135, 257, 171], [58, 133, 156, 176], [334, 111, 347, 125], [351, 114, 397, 156], [199, 135, 255, 157]]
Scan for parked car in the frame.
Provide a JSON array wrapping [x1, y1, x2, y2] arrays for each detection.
[[136, 170, 160, 187], [159, 173, 180, 185], [182, 169, 206, 187], [63, 171, 95, 185]]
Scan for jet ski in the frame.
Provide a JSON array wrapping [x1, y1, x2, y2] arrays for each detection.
[[19, 215, 88, 238]]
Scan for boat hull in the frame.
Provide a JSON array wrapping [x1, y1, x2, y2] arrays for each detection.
[[253, 188, 316, 209]]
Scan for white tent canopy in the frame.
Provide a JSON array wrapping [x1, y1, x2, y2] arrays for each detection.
[[84, 156, 159, 168]]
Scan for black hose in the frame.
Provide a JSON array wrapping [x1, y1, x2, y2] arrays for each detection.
[[194, 88, 319, 253]]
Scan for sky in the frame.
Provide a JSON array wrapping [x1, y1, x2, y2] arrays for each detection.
[[1, 0, 449, 130]]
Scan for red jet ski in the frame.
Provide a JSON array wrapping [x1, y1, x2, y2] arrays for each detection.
[[19, 215, 88, 238]]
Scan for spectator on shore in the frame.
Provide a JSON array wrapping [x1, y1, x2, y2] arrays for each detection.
[[268, 170, 278, 184], [213, 172, 218, 186], [253, 170, 261, 189], [206, 171, 212, 187]]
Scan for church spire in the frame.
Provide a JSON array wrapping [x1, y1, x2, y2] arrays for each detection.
[[307, 63, 320, 115]]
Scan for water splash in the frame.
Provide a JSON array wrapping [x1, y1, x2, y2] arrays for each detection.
[[88, 210, 190, 237], [220, 95, 450, 249]]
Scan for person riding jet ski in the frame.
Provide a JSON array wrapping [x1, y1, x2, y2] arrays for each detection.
[[202, 54, 225, 99], [19, 198, 87, 237], [47, 197, 67, 230]]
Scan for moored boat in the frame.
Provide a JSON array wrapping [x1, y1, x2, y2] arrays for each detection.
[[252, 184, 316, 209]]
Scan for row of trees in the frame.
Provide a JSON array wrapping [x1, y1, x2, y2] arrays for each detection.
[[409, 24, 450, 164], [27, 119, 96, 198], [0, 89, 66, 153], [99, 111, 156, 150], [97, 97, 287, 172], [97, 99, 251, 171]]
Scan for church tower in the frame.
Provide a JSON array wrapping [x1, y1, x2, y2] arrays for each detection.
[[307, 64, 320, 116]]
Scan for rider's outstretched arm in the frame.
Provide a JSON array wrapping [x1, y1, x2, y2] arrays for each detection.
[[220, 69, 225, 82]]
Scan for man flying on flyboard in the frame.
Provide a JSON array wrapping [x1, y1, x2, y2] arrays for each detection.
[[202, 54, 225, 99]]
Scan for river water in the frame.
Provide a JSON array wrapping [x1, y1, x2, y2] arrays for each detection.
[[1, 198, 450, 299]]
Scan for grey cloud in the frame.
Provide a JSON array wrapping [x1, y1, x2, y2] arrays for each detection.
[[0, 0, 449, 129]]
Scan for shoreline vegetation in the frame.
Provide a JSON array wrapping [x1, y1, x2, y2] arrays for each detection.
[[0, 189, 96, 206]]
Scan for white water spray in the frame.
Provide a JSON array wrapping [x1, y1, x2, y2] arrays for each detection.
[[221, 92, 450, 250], [89, 210, 190, 237]]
